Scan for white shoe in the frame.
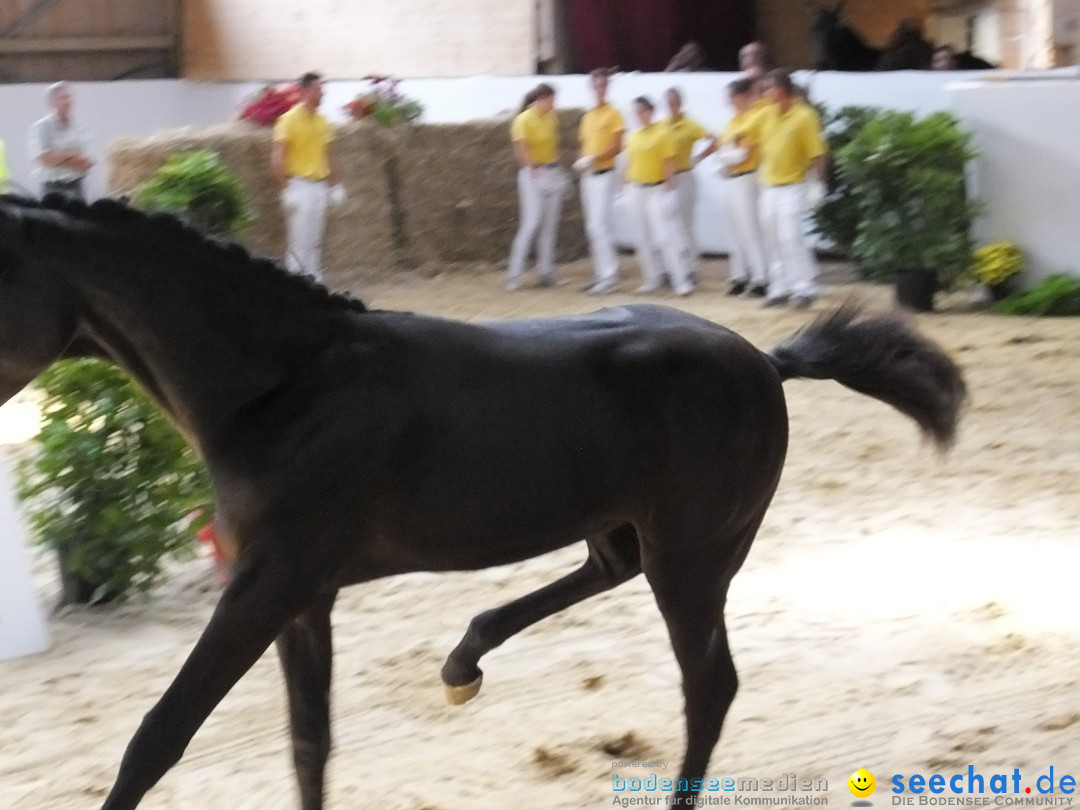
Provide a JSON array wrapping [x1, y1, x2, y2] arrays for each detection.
[[585, 279, 618, 295], [634, 283, 661, 294], [673, 281, 695, 297]]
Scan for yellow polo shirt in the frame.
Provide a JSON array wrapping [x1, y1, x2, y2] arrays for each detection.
[[511, 107, 559, 165], [663, 115, 709, 172], [719, 109, 762, 175], [273, 104, 332, 181], [579, 103, 624, 170], [738, 101, 825, 186], [625, 124, 676, 184]]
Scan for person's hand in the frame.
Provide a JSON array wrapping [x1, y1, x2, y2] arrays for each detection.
[[806, 179, 827, 210], [716, 145, 748, 167], [281, 183, 300, 211], [328, 184, 347, 208], [572, 155, 595, 174]]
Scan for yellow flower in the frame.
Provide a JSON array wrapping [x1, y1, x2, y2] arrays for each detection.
[[971, 241, 1025, 285]]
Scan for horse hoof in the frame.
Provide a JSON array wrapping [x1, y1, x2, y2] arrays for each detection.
[[444, 675, 483, 705]]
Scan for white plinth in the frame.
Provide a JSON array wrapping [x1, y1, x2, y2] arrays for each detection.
[[0, 451, 49, 661]]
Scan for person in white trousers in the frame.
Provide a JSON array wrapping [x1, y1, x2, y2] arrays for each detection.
[[573, 69, 624, 295], [716, 77, 769, 297], [736, 70, 827, 309], [272, 71, 346, 283], [661, 88, 711, 281], [624, 96, 693, 297], [507, 83, 568, 291]]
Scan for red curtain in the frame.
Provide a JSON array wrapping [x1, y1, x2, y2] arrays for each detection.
[[568, 0, 755, 72]]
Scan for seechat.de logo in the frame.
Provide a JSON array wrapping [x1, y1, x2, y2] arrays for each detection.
[[850, 769, 877, 804]]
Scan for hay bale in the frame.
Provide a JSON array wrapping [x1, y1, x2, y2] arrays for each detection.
[[106, 110, 591, 292], [395, 108, 588, 267]]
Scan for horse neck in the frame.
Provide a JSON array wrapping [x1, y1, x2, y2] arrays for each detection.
[[53, 231, 341, 457]]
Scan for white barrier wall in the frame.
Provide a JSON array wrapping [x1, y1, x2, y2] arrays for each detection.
[[1, 69, 1077, 258], [0, 452, 49, 662], [950, 77, 1080, 281]]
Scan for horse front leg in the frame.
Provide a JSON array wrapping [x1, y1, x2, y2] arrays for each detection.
[[100, 556, 318, 810], [276, 590, 338, 810]]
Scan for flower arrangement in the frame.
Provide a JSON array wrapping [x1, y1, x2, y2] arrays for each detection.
[[239, 83, 301, 126], [971, 241, 1025, 286], [345, 76, 423, 126]]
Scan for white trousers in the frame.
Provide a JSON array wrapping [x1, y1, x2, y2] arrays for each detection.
[[722, 173, 768, 285], [759, 182, 819, 298], [674, 169, 698, 265], [627, 183, 691, 289], [508, 166, 565, 282], [580, 170, 619, 282], [282, 177, 329, 281]]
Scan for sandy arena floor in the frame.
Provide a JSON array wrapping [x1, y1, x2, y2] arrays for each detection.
[[2, 259, 1079, 810]]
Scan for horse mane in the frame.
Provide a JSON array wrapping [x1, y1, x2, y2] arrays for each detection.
[[24, 193, 369, 315]]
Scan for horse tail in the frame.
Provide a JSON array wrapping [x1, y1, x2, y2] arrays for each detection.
[[767, 303, 967, 450]]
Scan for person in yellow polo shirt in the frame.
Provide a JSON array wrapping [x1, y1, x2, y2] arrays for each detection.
[[662, 87, 711, 276], [624, 96, 693, 297], [574, 69, 624, 295], [737, 69, 827, 308], [272, 71, 346, 282], [506, 83, 568, 291], [715, 78, 769, 298]]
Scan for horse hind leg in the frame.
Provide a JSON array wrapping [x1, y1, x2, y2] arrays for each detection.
[[441, 524, 641, 704], [640, 534, 747, 809], [275, 589, 338, 810]]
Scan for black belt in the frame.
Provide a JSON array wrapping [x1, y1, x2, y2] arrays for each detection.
[[636, 180, 664, 187], [725, 170, 756, 179], [767, 180, 803, 187], [593, 167, 614, 175], [537, 162, 559, 168]]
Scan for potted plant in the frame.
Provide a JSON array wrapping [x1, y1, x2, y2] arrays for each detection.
[[16, 361, 214, 605], [836, 110, 981, 311], [812, 104, 880, 265], [134, 149, 254, 237], [971, 241, 1025, 301], [345, 76, 423, 126]]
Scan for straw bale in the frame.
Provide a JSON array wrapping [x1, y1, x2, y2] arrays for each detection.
[[107, 110, 591, 292], [395, 108, 587, 268]]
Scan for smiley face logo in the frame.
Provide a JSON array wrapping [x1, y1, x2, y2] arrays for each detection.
[[848, 769, 876, 798]]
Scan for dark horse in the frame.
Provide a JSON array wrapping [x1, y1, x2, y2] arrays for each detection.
[[0, 194, 966, 809]]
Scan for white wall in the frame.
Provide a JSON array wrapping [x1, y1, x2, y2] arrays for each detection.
[[1, 69, 1077, 260], [184, 0, 536, 79], [950, 76, 1080, 280]]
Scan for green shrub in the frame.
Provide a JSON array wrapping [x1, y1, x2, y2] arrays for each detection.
[[994, 273, 1080, 316], [837, 111, 981, 286], [133, 149, 253, 237], [812, 105, 881, 260], [16, 360, 213, 604]]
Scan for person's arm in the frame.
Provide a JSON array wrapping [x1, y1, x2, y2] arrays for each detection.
[[663, 156, 677, 188], [512, 140, 535, 172], [694, 136, 719, 165], [596, 130, 623, 164], [812, 153, 827, 184]]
